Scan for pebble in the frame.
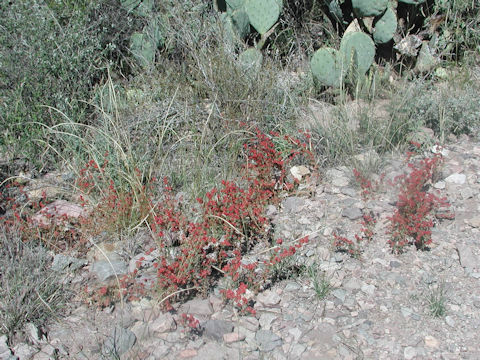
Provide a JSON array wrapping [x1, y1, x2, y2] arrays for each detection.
[[445, 173, 466, 184], [150, 313, 176, 334], [342, 207, 363, 220], [223, 333, 245, 344], [90, 259, 127, 281], [445, 316, 456, 327], [255, 330, 282, 352], [203, 320, 234, 341], [404, 346, 417, 359]]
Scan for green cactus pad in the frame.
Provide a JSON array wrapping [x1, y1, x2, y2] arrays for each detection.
[[310, 47, 345, 88], [340, 31, 375, 77], [328, 0, 345, 23], [373, 7, 396, 44], [145, 16, 165, 48], [226, 0, 245, 11], [130, 32, 155, 67], [352, 0, 388, 17], [415, 42, 437, 72], [231, 9, 251, 39], [244, 0, 281, 35], [220, 11, 250, 43], [238, 48, 263, 73]]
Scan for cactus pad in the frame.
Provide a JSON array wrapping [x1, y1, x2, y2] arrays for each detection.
[[130, 32, 155, 67], [231, 9, 250, 39], [373, 7, 397, 44], [244, 0, 281, 35], [340, 31, 375, 77], [352, 0, 388, 17], [238, 48, 263, 73], [226, 0, 245, 11], [310, 47, 345, 88]]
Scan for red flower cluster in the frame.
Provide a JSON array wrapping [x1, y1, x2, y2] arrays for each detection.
[[143, 128, 314, 311], [388, 152, 454, 253]]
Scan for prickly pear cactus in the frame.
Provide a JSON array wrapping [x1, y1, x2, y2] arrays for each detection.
[[238, 48, 263, 73], [340, 31, 375, 77], [226, 0, 245, 11], [310, 47, 345, 88], [231, 9, 250, 38], [244, 0, 281, 35], [130, 32, 156, 67], [352, 0, 388, 17], [415, 42, 437, 72], [221, 10, 250, 42], [373, 7, 397, 44]]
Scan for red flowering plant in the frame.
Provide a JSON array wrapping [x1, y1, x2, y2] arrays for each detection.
[[179, 313, 202, 336], [387, 148, 454, 253], [0, 181, 85, 252], [0, 128, 315, 313], [143, 128, 315, 312]]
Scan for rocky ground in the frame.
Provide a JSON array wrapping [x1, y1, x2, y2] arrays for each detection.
[[2, 134, 480, 360]]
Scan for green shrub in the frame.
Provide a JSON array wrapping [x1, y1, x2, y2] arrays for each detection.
[[0, 0, 141, 162], [432, 0, 480, 61], [390, 76, 480, 140]]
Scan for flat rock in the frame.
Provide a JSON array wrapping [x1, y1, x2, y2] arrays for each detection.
[[259, 312, 277, 330], [31, 200, 87, 226], [51, 254, 87, 272], [445, 173, 466, 184], [179, 349, 197, 358], [180, 298, 213, 316], [404, 346, 417, 359], [203, 320, 234, 341], [102, 327, 136, 357], [12, 343, 36, 360], [91, 259, 127, 281], [343, 278, 362, 290], [255, 330, 282, 352], [238, 317, 259, 332], [332, 288, 347, 303], [456, 244, 479, 269], [342, 207, 363, 220], [0, 335, 10, 355], [223, 332, 245, 344], [465, 216, 480, 228], [326, 169, 349, 187], [32, 345, 56, 360], [194, 342, 239, 360], [424, 335, 439, 348], [257, 290, 281, 307], [283, 197, 306, 213], [150, 313, 176, 334]]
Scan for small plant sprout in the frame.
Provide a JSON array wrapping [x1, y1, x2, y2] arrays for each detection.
[[306, 264, 331, 300], [427, 285, 447, 318]]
